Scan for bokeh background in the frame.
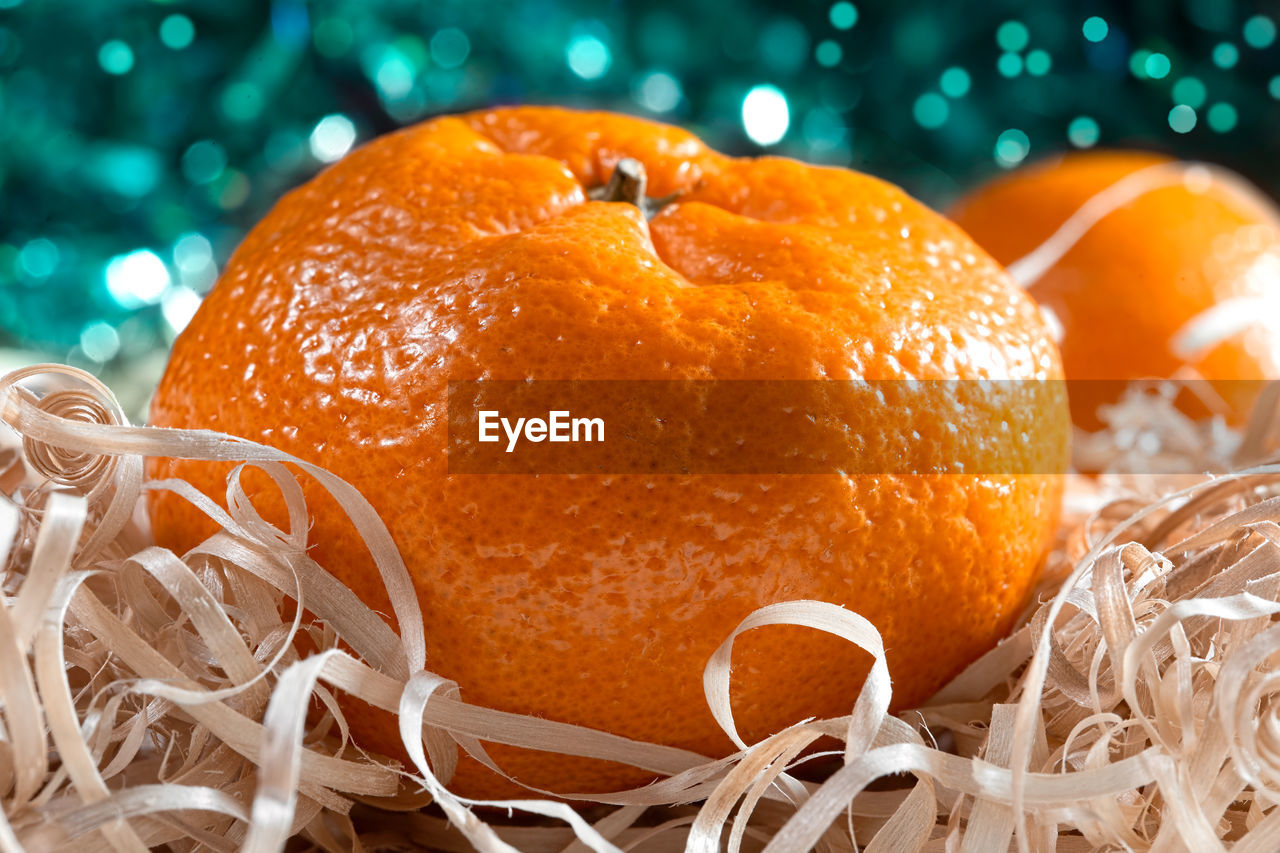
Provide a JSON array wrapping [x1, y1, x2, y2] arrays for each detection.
[[1, 0, 1279, 414]]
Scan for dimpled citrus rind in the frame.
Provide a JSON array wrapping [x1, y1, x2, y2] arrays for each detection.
[[148, 107, 1066, 797], [951, 150, 1280, 427]]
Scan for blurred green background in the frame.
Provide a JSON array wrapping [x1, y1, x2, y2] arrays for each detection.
[[1, 0, 1278, 413]]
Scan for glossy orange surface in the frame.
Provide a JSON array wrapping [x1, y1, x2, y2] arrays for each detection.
[[148, 107, 1066, 797], [951, 150, 1280, 428]]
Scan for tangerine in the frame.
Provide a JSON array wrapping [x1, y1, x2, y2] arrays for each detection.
[[951, 150, 1280, 428], [148, 107, 1066, 798]]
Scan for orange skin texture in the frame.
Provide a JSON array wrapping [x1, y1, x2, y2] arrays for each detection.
[[148, 107, 1066, 798], [951, 150, 1280, 428]]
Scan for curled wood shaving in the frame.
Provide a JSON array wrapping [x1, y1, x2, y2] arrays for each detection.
[[0, 363, 1279, 852]]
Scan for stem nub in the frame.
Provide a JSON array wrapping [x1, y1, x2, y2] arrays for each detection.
[[592, 158, 648, 206], [589, 158, 681, 219]]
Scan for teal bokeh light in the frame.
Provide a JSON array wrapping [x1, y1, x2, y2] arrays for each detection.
[[2, 0, 1279, 371], [998, 52, 1023, 77], [913, 92, 949, 128], [940, 66, 970, 97], [97, 40, 134, 75], [221, 82, 264, 122], [994, 128, 1030, 167], [181, 141, 227, 185], [1243, 15, 1276, 49], [1067, 116, 1099, 148], [566, 33, 611, 80], [79, 321, 120, 363], [1129, 49, 1151, 79], [159, 14, 195, 50], [1082, 16, 1108, 43], [1169, 104, 1197, 133], [828, 2, 857, 30], [1207, 102, 1237, 132], [815, 39, 842, 67], [996, 20, 1029, 52], [1172, 77, 1207, 108], [632, 70, 682, 112], [1026, 50, 1052, 76], [431, 28, 471, 69], [18, 238, 58, 279], [1144, 52, 1170, 79]]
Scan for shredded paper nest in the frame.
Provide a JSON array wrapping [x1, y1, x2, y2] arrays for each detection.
[[1, 363, 1280, 853]]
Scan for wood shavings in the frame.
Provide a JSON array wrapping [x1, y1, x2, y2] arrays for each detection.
[[1, 363, 1279, 852]]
